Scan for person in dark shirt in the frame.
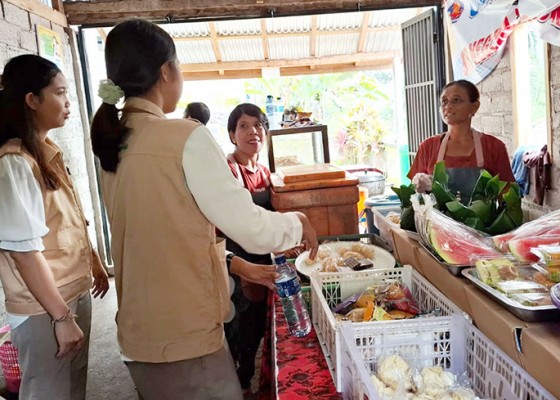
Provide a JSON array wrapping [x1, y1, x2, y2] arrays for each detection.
[[184, 101, 210, 125]]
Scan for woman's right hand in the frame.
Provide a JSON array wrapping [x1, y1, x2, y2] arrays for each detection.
[[54, 319, 85, 359], [295, 212, 319, 261]]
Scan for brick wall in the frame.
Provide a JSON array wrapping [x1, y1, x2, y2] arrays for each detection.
[[473, 43, 560, 218]]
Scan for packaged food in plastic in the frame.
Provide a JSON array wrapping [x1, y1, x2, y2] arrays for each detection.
[[474, 258, 518, 287], [492, 209, 560, 252], [417, 204, 501, 265], [494, 280, 549, 295]]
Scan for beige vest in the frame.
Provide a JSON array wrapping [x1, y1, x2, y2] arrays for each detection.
[[0, 138, 93, 315], [100, 97, 231, 363]]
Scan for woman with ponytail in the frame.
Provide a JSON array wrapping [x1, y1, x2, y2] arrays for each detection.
[[0, 54, 109, 399], [91, 19, 318, 400]]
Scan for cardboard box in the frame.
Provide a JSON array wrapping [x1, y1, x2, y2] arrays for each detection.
[[390, 227, 423, 274], [414, 245, 472, 314], [464, 284, 528, 365], [519, 322, 560, 399]]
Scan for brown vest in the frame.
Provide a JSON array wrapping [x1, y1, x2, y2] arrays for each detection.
[[100, 97, 231, 363], [0, 138, 93, 315]]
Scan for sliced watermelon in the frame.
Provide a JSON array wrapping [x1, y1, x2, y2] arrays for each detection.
[[492, 210, 560, 252], [429, 216, 502, 265], [508, 235, 560, 263]]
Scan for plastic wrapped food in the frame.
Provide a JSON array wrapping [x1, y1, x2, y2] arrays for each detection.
[[492, 209, 560, 252], [422, 207, 500, 265], [494, 280, 548, 295], [475, 258, 518, 287]]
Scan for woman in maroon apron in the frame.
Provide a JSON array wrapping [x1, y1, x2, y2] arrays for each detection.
[[220, 103, 274, 398], [408, 80, 515, 204]]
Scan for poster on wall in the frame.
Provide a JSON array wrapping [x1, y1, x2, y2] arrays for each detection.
[[36, 25, 64, 69], [444, 0, 560, 84]]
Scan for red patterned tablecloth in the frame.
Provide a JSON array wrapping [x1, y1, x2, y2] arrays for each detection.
[[259, 292, 342, 400]]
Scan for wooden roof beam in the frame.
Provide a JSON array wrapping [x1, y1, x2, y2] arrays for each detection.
[[208, 22, 222, 62], [181, 51, 397, 73], [310, 15, 317, 57], [63, 0, 440, 26], [357, 11, 371, 53], [261, 18, 269, 60]]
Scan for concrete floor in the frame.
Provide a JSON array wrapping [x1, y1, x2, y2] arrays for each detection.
[[86, 277, 138, 400], [0, 278, 262, 399]]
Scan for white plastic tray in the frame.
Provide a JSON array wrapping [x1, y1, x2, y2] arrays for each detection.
[[339, 316, 556, 400], [310, 265, 465, 389]]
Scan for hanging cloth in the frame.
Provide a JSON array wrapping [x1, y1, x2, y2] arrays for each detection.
[[523, 144, 551, 206]]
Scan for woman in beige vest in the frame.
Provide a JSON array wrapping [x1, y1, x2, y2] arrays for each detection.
[[90, 19, 318, 400], [0, 55, 109, 399]]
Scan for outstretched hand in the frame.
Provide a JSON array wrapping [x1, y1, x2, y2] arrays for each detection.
[[295, 212, 319, 261], [231, 258, 279, 291]]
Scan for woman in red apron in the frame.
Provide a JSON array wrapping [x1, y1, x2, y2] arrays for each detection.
[[221, 103, 274, 398], [408, 79, 515, 204]]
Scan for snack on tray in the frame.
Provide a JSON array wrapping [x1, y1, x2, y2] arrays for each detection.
[[475, 258, 518, 287], [510, 292, 552, 307], [494, 280, 548, 295]]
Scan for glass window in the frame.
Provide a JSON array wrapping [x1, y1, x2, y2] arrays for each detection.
[[512, 25, 551, 148]]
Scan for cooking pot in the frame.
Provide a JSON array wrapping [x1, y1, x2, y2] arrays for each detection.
[[351, 168, 386, 196]]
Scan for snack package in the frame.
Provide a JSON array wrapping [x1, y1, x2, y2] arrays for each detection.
[[474, 257, 519, 287]]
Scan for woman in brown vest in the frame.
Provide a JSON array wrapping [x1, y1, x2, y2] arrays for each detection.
[[90, 19, 318, 400], [0, 55, 109, 399]]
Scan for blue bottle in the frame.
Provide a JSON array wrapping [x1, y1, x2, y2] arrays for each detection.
[[274, 255, 312, 337]]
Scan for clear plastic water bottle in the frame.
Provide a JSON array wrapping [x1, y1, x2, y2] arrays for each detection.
[[265, 95, 276, 128], [275, 97, 284, 126], [273, 255, 312, 337]]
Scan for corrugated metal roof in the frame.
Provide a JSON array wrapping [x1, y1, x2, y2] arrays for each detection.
[[219, 38, 264, 61], [176, 40, 215, 63], [162, 21, 210, 37], [267, 15, 311, 33], [215, 19, 261, 35], [317, 33, 359, 56], [317, 12, 362, 30], [162, 7, 425, 76], [268, 36, 310, 59]]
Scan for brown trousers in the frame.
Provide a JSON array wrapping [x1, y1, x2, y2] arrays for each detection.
[[11, 292, 92, 400], [126, 343, 243, 400]]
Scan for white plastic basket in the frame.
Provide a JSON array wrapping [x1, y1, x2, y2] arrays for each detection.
[[339, 316, 556, 400], [310, 265, 465, 390]]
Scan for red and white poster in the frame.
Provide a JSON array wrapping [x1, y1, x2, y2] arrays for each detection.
[[444, 0, 560, 84]]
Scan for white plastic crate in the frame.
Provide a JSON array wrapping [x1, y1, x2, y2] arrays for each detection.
[[339, 316, 556, 400], [310, 265, 465, 390], [371, 206, 400, 251]]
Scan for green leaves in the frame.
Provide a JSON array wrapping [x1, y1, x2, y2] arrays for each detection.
[[394, 161, 522, 235], [392, 184, 417, 231], [430, 162, 521, 235]]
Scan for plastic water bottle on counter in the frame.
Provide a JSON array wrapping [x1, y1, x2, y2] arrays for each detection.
[[274, 255, 312, 337]]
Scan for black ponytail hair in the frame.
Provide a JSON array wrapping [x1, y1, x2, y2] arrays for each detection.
[[91, 19, 177, 172], [0, 54, 62, 190]]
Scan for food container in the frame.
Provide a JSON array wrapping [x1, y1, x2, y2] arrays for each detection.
[[348, 168, 386, 196], [339, 315, 556, 400], [462, 268, 560, 322], [551, 283, 560, 309]]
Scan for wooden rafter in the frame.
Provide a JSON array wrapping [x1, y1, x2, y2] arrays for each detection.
[[357, 11, 371, 53], [181, 51, 396, 73], [96, 28, 107, 41], [261, 19, 269, 60], [62, 0, 440, 26], [208, 22, 222, 62], [182, 59, 393, 81], [310, 15, 317, 58]]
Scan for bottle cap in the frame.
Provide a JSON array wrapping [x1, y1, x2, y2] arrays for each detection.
[[274, 255, 287, 264]]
